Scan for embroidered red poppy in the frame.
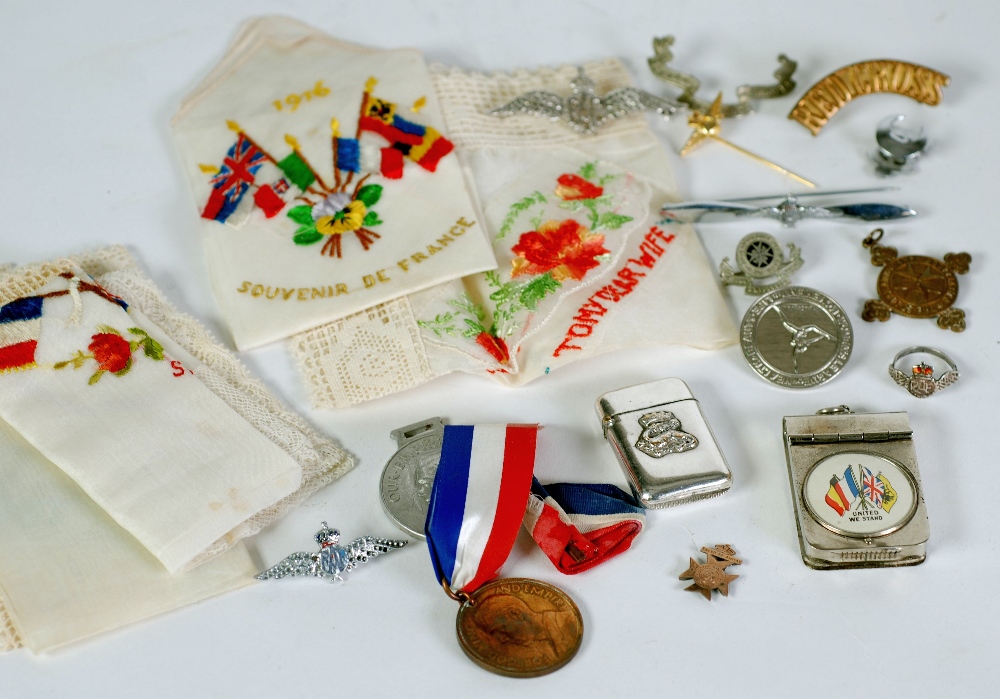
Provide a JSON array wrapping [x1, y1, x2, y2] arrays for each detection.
[[88, 333, 132, 373], [511, 219, 609, 281], [555, 173, 603, 201], [476, 332, 510, 364]]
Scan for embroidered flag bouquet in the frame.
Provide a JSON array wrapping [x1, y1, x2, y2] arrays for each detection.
[[0, 247, 352, 653], [172, 17, 497, 350]]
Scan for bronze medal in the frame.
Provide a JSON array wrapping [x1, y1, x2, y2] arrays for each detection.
[[452, 578, 583, 678], [861, 228, 971, 331]]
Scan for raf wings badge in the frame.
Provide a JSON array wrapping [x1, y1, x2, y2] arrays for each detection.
[[256, 522, 407, 582], [487, 66, 679, 135]]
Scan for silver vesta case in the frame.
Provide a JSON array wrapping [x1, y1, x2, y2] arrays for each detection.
[[596, 378, 732, 508], [783, 407, 929, 569]]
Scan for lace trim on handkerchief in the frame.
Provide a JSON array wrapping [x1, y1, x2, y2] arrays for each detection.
[[0, 592, 19, 650], [0, 247, 355, 647], [428, 58, 645, 149], [95, 266, 354, 567], [289, 295, 438, 409]]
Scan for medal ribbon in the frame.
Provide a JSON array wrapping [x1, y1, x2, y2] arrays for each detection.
[[523, 478, 645, 575], [425, 424, 538, 594]]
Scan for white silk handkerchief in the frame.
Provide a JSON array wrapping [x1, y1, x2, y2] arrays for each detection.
[[291, 59, 737, 408], [172, 17, 496, 349], [0, 247, 353, 653]]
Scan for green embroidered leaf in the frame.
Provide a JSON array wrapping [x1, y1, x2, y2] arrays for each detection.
[[89, 370, 105, 385], [128, 327, 150, 339], [53, 361, 69, 370], [461, 319, 485, 337], [141, 337, 165, 361], [498, 191, 547, 240], [114, 357, 133, 377], [363, 210, 383, 226], [357, 184, 383, 207], [596, 212, 633, 230], [518, 272, 562, 310], [287, 205, 315, 225], [294, 228, 323, 246], [598, 173, 618, 186], [577, 161, 597, 181], [417, 312, 460, 337], [97, 324, 120, 336]]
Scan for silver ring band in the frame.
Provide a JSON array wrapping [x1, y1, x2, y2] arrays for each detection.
[[892, 346, 958, 373], [889, 346, 959, 398]]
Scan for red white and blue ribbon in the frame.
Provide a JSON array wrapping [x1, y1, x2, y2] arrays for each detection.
[[524, 478, 645, 574], [425, 424, 538, 593]]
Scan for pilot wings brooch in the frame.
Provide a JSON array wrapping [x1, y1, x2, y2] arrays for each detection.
[[256, 522, 407, 582], [487, 66, 680, 134]]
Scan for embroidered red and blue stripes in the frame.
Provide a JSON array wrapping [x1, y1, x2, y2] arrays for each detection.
[[0, 296, 43, 372], [425, 424, 537, 593]]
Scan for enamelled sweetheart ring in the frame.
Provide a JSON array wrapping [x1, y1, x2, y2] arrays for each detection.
[[888, 346, 959, 398]]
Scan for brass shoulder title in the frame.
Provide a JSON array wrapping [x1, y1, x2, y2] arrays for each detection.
[[789, 60, 950, 135]]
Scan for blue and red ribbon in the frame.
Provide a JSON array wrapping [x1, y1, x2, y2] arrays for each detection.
[[425, 424, 646, 589]]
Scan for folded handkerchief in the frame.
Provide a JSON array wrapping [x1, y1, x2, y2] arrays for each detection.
[[291, 59, 737, 408], [172, 17, 496, 349], [0, 247, 353, 652]]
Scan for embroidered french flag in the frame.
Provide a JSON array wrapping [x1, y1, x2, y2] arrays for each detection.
[[425, 424, 538, 593], [0, 296, 43, 373], [524, 479, 645, 575]]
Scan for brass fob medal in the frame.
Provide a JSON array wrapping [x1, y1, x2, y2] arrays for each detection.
[[452, 578, 584, 678], [861, 228, 971, 331]]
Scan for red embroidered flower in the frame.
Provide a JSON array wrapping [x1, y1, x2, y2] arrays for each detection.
[[88, 333, 132, 373], [555, 174, 603, 201], [476, 333, 510, 364], [511, 219, 609, 281]]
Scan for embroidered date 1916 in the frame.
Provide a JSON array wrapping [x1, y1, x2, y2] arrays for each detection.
[[272, 80, 331, 112], [552, 226, 675, 357]]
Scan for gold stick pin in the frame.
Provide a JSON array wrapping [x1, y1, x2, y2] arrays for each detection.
[[682, 92, 816, 189]]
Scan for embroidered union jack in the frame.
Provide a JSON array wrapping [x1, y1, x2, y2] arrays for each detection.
[[201, 134, 267, 222], [862, 466, 884, 508]]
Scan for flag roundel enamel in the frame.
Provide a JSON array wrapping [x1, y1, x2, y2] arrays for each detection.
[[425, 424, 538, 593]]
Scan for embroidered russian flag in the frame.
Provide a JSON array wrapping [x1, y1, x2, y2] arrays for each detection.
[[425, 424, 538, 593], [524, 479, 645, 575], [0, 296, 43, 373]]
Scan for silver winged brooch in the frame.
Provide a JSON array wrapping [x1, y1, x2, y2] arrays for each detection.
[[487, 66, 680, 135], [256, 522, 407, 582]]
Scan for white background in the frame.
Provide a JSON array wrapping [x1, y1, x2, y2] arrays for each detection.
[[2, 1, 997, 697]]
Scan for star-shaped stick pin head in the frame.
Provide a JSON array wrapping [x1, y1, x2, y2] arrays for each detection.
[[681, 92, 724, 156], [679, 544, 742, 600]]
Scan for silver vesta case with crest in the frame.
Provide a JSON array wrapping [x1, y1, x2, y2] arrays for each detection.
[[783, 407, 929, 569], [597, 378, 731, 508]]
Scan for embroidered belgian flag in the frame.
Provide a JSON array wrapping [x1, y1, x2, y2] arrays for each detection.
[[358, 95, 453, 173]]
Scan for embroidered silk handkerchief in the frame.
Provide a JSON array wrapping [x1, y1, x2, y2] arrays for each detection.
[[0, 247, 353, 652], [291, 59, 737, 408], [172, 17, 496, 349]]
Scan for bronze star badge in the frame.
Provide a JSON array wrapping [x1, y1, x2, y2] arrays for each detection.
[[679, 544, 742, 600]]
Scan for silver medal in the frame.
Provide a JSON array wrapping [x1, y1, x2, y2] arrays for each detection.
[[380, 418, 444, 539], [740, 286, 853, 388]]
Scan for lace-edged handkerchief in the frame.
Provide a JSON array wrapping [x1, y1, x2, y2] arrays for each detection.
[[172, 17, 496, 349], [0, 247, 353, 653], [291, 60, 737, 408]]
